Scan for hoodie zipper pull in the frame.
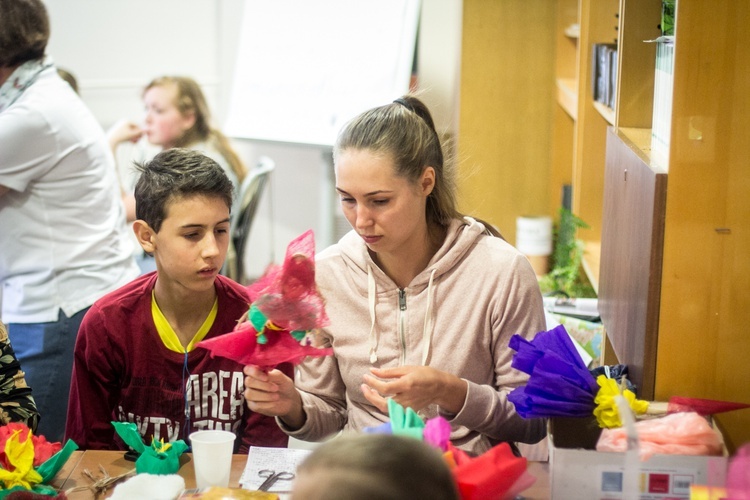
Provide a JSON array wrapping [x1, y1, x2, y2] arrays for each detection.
[[399, 289, 406, 311]]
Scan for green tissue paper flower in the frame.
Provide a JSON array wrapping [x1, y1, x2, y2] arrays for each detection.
[[387, 398, 425, 440], [111, 422, 188, 475]]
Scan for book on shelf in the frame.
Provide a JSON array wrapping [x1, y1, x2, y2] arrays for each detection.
[[591, 43, 618, 110], [608, 48, 618, 109]]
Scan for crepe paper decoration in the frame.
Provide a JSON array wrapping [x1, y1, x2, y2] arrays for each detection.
[[363, 399, 454, 447], [197, 230, 332, 370], [423, 415, 451, 452], [511, 327, 750, 433], [508, 326, 653, 428], [452, 442, 532, 500], [645, 396, 750, 417], [0, 423, 61, 468], [112, 422, 147, 455], [247, 305, 279, 344], [245, 229, 328, 331], [361, 400, 536, 499], [387, 398, 426, 440], [111, 422, 188, 475], [361, 400, 448, 451], [508, 325, 600, 418], [0, 423, 78, 497], [589, 365, 750, 418], [445, 444, 472, 468], [726, 442, 750, 499], [36, 438, 78, 485], [596, 411, 724, 461], [197, 322, 332, 370], [362, 400, 423, 440], [141, 438, 189, 476], [0, 429, 42, 490], [441, 449, 459, 470], [593, 375, 649, 428]]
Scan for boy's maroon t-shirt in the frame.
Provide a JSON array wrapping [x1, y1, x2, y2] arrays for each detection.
[[65, 272, 291, 453]]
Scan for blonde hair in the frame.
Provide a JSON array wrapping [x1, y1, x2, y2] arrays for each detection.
[[144, 76, 247, 183]]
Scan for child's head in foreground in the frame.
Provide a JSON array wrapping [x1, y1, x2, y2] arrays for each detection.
[[292, 433, 460, 500], [133, 148, 234, 283]]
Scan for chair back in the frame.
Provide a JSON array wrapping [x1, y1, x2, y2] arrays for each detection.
[[228, 156, 275, 283]]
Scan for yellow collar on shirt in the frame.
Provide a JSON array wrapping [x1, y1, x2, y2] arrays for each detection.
[[152, 290, 218, 353]]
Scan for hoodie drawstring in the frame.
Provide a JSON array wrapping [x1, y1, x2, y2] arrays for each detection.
[[367, 265, 378, 364], [420, 269, 437, 366]]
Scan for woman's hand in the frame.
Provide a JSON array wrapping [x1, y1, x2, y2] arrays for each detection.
[[107, 119, 143, 150], [361, 366, 468, 414], [243, 365, 306, 429]]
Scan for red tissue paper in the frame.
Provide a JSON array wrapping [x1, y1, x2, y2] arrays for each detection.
[[197, 230, 332, 369]]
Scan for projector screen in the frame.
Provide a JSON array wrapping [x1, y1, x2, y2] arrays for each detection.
[[224, 0, 420, 147]]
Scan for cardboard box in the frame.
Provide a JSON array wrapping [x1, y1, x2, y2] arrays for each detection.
[[548, 417, 728, 499]]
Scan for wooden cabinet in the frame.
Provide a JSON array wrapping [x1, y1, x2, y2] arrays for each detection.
[[457, 1, 556, 243], [650, 0, 749, 452], [460, 0, 749, 451], [553, 0, 750, 450]]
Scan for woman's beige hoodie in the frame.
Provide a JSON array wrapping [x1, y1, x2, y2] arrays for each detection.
[[281, 217, 547, 454]]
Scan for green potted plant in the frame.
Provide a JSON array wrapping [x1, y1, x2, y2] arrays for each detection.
[[538, 207, 596, 299]]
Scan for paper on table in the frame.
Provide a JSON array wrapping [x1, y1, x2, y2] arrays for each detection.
[[240, 446, 312, 492]]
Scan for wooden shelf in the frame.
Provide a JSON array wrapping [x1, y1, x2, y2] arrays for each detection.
[[582, 240, 600, 293], [556, 78, 578, 120], [619, 127, 653, 160], [593, 101, 615, 126]]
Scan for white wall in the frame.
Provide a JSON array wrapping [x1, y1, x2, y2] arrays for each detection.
[[44, 0, 462, 279]]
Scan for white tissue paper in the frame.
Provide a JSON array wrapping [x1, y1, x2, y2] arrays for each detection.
[[109, 473, 186, 500]]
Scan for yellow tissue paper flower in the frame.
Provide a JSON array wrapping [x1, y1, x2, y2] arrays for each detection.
[[153, 437, 172, 454], [0, 428, 43, 490], [593, 375, 649, 428]]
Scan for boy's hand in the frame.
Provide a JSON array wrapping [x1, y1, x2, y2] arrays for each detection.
[[243, 365, 306, 429]]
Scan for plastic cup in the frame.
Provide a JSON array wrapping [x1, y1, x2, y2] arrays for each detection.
[[189, 430, 237, 489]]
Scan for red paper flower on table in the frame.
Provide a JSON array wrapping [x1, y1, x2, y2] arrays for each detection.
[[0, 423, 60, 469], [0, 423, 78, 496], [197, 229, 332, 369]]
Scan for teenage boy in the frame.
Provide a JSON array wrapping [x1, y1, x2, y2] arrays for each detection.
[[65, 148, 290, 452]]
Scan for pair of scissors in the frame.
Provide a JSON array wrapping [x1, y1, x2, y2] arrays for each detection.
[[257, 469, 295, 491]]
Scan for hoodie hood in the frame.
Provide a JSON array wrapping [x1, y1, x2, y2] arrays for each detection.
[[335, 216, 488, 294]]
